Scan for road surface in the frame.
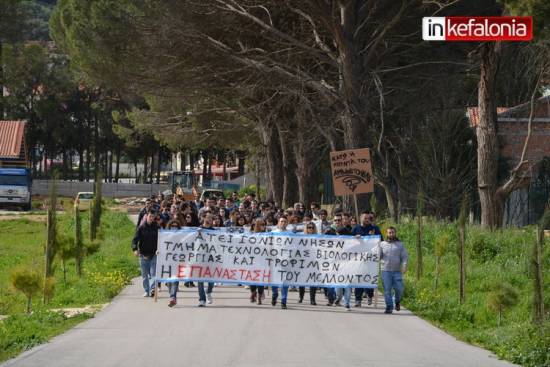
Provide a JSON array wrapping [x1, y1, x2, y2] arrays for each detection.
[[1, 215, 517, 367]]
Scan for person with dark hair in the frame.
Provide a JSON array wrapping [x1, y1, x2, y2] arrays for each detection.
[[131, 209, 160, 298], [271, 217, 290, 309], [212, 215, 224, 227], [136, 199, 154, 228], [166, 219, 182, 307], [197, 215, 216, 307], [310, 202, 320, 219], [352, 212, 382, 306], [318, 209, 332, 234], [249, 218, 267, 304], [299, 222, 318, 305], [236, 215, 247, 227], [380, 227, 408, 314]]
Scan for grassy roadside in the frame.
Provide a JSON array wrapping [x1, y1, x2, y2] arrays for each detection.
[[0, 210, 138, 362], [394, 218, 550, 367]]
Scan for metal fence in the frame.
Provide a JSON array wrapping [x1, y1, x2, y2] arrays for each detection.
[[32, 180, 171, 198]]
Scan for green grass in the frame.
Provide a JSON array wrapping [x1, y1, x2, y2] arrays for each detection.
[[0, 210, 139, 362], [392, 218, 550, 367]]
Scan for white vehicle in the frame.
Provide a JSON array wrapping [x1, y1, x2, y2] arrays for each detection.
[[0, 168, 32, 211]]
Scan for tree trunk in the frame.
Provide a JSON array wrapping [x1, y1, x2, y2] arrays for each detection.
[[0, 40, 4, 119], [476, 42, 502, 229], [237, 152, 245, 176], [260, 122, 283, 207], [86, 148, 91, 182], [94, 116, 100, 179], [108, 150, 113, 182], [276, 124, 298, 208], [416, 189, 424, 280], [459, 220, 466, 304], [293, 134, 318, 205], [156, 150, 161, 184], [114, 144, 121, 183], [533, 210, 549, 324], [143, 155, 149, 184], [149, 153, 154, 183]]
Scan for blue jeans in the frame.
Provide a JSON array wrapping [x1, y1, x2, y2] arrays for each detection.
[[382, 271, 404, 310], [139, 255, 157, 295], [198, 282, 214, 302], [336, 287, 351, 306], [168, 282, 179, 299], [272, 286, 289, 304]]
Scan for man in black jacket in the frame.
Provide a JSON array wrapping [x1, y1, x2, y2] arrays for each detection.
[[132, 209, 160, 297]]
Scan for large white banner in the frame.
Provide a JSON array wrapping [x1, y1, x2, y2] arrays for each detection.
[[156, 229, 380, 288]]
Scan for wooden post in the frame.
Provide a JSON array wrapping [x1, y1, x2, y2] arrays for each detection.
[[353, 194, 360, 222], [154, 282, 159, 303]]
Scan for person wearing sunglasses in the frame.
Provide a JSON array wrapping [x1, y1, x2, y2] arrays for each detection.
[[298, 222, 318, 305]]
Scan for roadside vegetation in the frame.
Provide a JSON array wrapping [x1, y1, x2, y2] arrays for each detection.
[[395, 218, 550, 367], [0, 209, 138, 362]]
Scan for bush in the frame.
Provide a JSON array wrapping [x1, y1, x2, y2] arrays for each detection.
[[10, 268, 42, 313], [238, 184, 266, 200], [486, 282, 519, 326]]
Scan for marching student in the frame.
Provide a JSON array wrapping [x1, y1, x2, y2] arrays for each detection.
[[249, 218, 267, 305], [379, 227, 408, 314], [166, 219, 182, 307], [197, 214, 216, 307], [271, 217, 290, 309], [131, 209, 160, 298], [298, 222, 318, 305]]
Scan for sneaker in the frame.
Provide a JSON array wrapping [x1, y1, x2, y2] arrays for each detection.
[[150, 289, 155, 298], [298, 298, 303, 304], [367, 297, 373, 305], [326, 302, 333, 306], [281, 303, 287, 309], [346, 304, 351, 311], [354, 302, 361, 308], [142, 292, 149, 297], [310, 300, 317, 306], [395, 303, 401, 311], [206, 293, 213, 304], [198, 301, 206, 307], [168, 299, 177, 307], [334, 300, 341, 306], [384, 308, 393, 314]]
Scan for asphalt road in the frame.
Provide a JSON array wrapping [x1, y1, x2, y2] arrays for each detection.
[[1, 215, 517, 367]]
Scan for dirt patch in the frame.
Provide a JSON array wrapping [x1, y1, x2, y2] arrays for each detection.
[[50, 304, 107, 318]]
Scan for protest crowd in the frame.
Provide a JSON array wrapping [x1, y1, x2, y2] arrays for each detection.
[[132, 192, 408, 314]]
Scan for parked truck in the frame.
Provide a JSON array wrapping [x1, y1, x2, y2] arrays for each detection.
[[0, 168, 32, 210]]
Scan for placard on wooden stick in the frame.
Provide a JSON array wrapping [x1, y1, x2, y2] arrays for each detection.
[[330, 148, 374, 196]]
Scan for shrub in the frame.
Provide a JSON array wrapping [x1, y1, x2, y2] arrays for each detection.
[[486, 282, 519, 326], [10, 268, 42, 313]]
